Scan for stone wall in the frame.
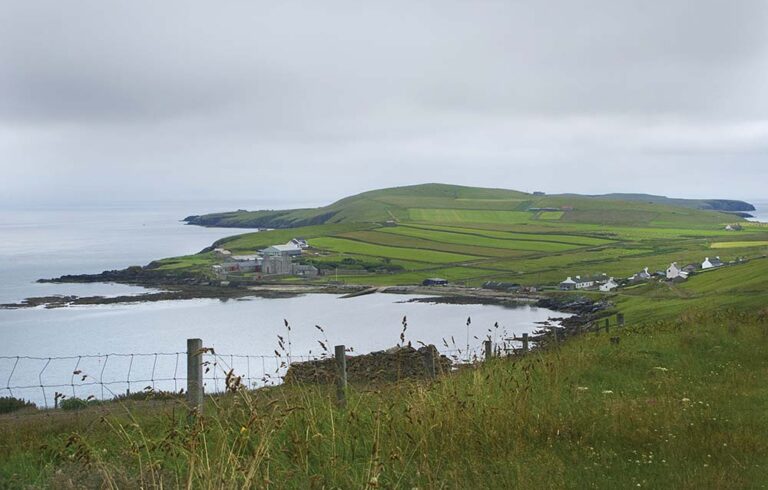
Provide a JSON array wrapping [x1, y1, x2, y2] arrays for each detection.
[[284, 345, 453, 384]]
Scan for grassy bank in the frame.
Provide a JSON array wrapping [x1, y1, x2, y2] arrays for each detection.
[[2, 307, 767, 487]]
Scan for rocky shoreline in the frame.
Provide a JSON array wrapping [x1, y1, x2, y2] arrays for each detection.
[[13, 267, 608, 334]]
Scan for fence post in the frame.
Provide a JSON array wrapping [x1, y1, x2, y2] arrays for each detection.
[[484, 340, 493, 361], [605, 318, 610, 333], [423, 347, 437, 378], [187, 338, 204, 415], [334, 345, 347, 409], [552, 328, 560, 345], [522, 333, 529, 352], [617, 313, 625, 328]]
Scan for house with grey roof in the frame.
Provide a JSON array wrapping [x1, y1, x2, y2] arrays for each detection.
[[702, 256, 724, 270], [262, 243, 302, 257], [666, 262, 688, 280], [559, 277, 577, 290], [628, 267, 652, 282]]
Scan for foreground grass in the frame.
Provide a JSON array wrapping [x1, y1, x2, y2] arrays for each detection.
[[2, 310, 767, 488]]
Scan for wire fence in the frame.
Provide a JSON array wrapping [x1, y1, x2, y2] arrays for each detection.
[[0, 351, 324, 410], [0, 350, 457, 411], [0, 340, 510, 411]]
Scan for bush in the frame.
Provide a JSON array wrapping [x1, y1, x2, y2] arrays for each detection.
[[112, 389, 183, 402], [0, 396, 37, 414], [60, 397, 100, 411]]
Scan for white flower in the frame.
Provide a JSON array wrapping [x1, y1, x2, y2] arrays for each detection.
[[681, 398, 691, 403], [653, 367, 669, 372], [602, 390, 614, 394], [576, 386, 589, 391]]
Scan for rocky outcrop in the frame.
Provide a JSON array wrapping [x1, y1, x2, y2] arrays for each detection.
[[284, 345, 452, 384]]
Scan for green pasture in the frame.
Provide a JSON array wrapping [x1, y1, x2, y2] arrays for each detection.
[[341, 266, 495, 286], [537, 211, 564, 220], [217, 224, 372, 253], [408, 208, 533, 224], [613, 257, 768, 323], [152, 253, 217, 272], [337, 231, 527, 258], [711, 241, 768, 249], [394, 223, 614, 246], [377, 227, 586, 252], [308, 237, 480, 264]]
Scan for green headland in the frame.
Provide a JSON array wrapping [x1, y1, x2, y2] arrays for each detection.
[[148, 183, 766, 299]]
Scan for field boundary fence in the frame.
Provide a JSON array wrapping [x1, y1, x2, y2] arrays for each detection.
[[1, 313, 627, 414]]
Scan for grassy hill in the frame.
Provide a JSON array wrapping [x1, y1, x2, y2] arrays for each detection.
[[558, 193, 755, 212], [183, 183, 753, 229], [153, 184, 768, 289]]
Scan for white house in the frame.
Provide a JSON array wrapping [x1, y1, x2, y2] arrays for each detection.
[[599, 278, 619, 292], [574, 276, 595, 289], [290, 238, 309, 249], [629, 267, 652, 282], [666, 262, 688, 280], [702, 256, 724, 270], [559, 277, 577, 291]]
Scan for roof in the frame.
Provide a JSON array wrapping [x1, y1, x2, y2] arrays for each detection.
[[560, 277, 577, 284], [264, 243, 301, 252]]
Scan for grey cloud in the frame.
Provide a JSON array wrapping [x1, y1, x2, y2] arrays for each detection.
[[0, 0, 767, 203]]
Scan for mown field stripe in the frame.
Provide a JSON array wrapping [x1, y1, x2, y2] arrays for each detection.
[[398, 223, 614, 246], [308, 237, 483, 264], [338, 230, 529, 258]]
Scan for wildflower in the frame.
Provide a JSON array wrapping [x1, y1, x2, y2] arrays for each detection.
[[602, 390, 614, 394], [681, 398, 691, 403], [577, 386, 589, 391], [240, 426, 247, 434], [653, 367, 668, 372]]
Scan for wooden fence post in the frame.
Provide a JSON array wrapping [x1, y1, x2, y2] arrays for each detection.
[[423, 347, 437, 378], [187, 338, 204, 414], [522, 333, 529, 352], [484, 340, 493, 361], [334, 345, 347, 409], [617, 313, 625, 328], [605, 318, 610, 333]]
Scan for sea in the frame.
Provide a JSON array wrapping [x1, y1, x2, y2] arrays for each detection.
[[0, 201, 562, 405], [745, 200, 768, 223]]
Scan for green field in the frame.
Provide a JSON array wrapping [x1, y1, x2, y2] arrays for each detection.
[[408, 208, 533, 224], [711, 241, 768, 249], [394, 223, 615, 246], [538, 211, 564, 220], [145, 184, 767, 288], [308, 237, 480, 264]]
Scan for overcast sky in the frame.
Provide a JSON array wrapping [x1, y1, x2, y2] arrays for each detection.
[[1, 0, 767, 206]]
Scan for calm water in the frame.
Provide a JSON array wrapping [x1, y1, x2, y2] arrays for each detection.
[[1, 293, 558, 406], [746, 200, 768, 223], [0, 203, 562, 405], [0, 201, 271, 304]]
